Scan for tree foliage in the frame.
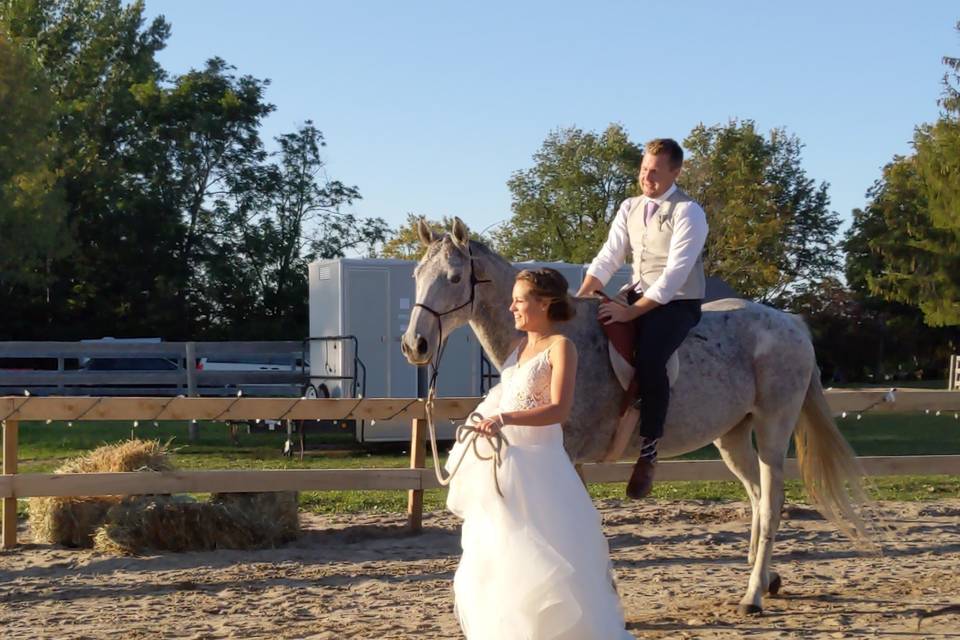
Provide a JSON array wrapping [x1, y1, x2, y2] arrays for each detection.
[[681, 120, 840, 302], [844, 22, 960, 326], [0, 28, 69, 298], [206, 123, 386, 338], [0, 0, 385, 339], [493, 124, 642, 263], [496, 121, 839, 303]]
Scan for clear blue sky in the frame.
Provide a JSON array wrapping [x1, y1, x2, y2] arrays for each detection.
[[143, 1, 958, 250]]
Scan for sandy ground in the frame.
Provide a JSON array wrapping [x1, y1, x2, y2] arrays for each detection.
[[1, 499, 959, 639]]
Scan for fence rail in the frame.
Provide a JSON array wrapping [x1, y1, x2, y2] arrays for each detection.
[[2, 389, 960, 549], [3, 455, 959, 500]]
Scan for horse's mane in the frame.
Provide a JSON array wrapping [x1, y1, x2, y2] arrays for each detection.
[[417, 233, 508, 269]]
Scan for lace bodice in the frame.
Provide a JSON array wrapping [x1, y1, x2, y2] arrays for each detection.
[[499, 346, 554, 413]]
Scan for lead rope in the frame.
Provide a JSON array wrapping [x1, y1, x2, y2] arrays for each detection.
[[425, 397, 510, 498], [421, 303, 510, 498]]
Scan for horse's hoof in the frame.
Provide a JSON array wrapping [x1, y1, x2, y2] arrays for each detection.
[[767, 572, 782, 596], [738, 604, 763, 616], [625, 458, 655, 499]]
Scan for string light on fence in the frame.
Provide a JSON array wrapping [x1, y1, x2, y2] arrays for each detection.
[[212, 389, 245, 422], [839, 387, 960, 422]]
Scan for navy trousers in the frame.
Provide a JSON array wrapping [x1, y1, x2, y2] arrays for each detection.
[[626, 291, 703, 441]]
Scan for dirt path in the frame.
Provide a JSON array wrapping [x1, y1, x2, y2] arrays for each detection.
[[2, 499, 958, 639]]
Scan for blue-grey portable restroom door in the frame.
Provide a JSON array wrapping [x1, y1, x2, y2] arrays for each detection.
[[309, 260, 347, 398], [389, 262, 417, 400], [345, 268, 389, 399]]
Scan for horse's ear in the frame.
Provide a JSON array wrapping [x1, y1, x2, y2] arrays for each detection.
[[417, 217, 435, 247], [451, 217, 470, 248]]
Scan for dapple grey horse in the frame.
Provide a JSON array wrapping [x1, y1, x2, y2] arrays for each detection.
[[400, 217, 870, 615]]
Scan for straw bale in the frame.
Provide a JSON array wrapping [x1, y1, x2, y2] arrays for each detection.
[[28, 439, 173, 547], [56, 438, 174, 474], [93, 491, 300, 555]]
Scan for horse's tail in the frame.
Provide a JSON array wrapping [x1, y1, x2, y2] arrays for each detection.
[[794, 370, 875, 545]]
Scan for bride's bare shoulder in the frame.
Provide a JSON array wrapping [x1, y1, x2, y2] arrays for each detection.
[[546, 336, 577, 363]]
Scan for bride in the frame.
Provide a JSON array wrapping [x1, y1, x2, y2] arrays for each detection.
[[446, 267, 633, 639]]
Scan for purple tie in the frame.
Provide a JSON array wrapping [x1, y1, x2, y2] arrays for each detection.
[[644, 200, 659, 225]]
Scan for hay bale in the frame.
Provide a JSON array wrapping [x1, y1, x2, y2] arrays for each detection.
[[28, 496, 116, 548], [93, 492, 300, 555], [212, 491, 301, 543], [28, 439, 173, 547], [56, 438, 174, 474]]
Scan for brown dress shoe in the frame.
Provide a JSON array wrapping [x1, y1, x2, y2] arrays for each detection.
[[626, 456, 656, 499]]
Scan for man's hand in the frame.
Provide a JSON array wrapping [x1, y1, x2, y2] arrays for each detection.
[[576, 274, 604, 298], [598, 300, 640, 325]]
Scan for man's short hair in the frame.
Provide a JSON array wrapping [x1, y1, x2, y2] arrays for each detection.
[[644, 138, 683, 169]]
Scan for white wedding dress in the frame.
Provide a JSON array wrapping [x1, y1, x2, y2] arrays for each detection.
[[445, 345, 633, 640]]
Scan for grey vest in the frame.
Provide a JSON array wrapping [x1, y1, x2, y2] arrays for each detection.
[[627, 187, 706, 300]]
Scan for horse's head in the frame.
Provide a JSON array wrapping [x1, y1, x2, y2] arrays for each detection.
[[401, 217, 483, 366]]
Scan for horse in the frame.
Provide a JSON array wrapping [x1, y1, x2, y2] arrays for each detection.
[[400, 217, 871, 615]]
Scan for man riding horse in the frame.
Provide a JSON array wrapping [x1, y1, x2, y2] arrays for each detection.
[[576, 137, 708, 499]]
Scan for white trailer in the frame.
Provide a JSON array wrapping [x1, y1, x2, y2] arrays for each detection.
[[308, 257, 734, 442]]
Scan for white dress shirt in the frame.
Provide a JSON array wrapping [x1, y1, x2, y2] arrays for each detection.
[[586, 183, 708, 304]]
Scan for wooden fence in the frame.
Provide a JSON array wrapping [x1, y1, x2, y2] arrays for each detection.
[[3, 389, 960, 549]]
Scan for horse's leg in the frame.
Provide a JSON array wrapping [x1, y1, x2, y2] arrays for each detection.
[[713, 416, 761, 565], [601, 407, 639, 462], [739, 413, 794, 615]]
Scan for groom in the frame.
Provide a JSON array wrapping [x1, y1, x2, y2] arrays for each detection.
[[576, 138, 708, 499]]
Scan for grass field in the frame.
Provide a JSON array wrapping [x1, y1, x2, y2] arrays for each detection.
[[10, 411, 960, 516]]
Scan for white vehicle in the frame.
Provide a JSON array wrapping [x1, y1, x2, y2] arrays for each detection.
[[198, 356, 305, 373]]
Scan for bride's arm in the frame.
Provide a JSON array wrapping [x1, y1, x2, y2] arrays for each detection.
[[495, 338, 578, 429]]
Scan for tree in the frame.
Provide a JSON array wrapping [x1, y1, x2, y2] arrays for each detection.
[[204, 123, 386, 338], [681, 120, 840, 302], [131, 57, 276, 335], [784, 275, 957, 383], [0, 29, 69, 305], [2, 0, 177, 338], [1, 0, 384, 340], [844, 22, 960, 326], [493, 124, 642, 262]]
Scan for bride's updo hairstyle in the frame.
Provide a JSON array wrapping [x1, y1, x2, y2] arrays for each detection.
[[515, 268, 576, 322]]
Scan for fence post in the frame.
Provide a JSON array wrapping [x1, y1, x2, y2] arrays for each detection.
[[407, 417, 426, 532], [2, 420, 19, 549], [186, 342, 199, 442]]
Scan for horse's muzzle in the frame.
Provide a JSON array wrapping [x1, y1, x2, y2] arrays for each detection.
[[401, 334, 431, 364]]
